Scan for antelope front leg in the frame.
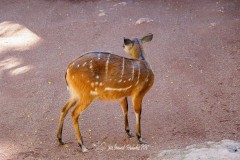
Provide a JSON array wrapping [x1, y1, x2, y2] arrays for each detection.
[[120, 97, 134, 137], [132, 96, 148, 144], [72, 100, 92, 152]]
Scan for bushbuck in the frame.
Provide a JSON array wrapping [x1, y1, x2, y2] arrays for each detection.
[[57, 33, 154, 152]]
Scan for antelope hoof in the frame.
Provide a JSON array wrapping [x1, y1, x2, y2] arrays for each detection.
[[138, 137, 148, 145], [58, 138, 65, 145], [81, 145, 89, 153], [127, 132, 135, 137]]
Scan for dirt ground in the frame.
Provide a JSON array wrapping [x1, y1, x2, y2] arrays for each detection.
[[0, 0, 240, 159]]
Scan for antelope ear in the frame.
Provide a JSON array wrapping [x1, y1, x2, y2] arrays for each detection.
[[124, 38, 133, 45], [141, 33, 153, 43]]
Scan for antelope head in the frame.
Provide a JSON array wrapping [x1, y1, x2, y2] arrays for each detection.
[[123, 33, 153, 60]]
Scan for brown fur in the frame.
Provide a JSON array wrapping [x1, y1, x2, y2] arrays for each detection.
[[57, 33, 154, 152]]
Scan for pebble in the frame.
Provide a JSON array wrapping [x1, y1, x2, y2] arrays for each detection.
[[136, 18, 153, 25]]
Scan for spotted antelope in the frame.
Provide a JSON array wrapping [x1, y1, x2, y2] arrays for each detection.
[[57, 33, 154, 152]]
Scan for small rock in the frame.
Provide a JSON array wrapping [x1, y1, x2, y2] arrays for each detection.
[[98, 12, 106, 17], [113, 2, 127, 7], [227, 145, 238, 153], [154, 139, 240, 160], [209, 22, 217, 27], [136, 18, 153, 25]]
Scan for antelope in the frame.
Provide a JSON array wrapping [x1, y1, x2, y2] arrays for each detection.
[[57, 33, 154, 152]]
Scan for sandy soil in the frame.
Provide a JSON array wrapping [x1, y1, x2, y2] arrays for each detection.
[[0, 0, 240, 159]]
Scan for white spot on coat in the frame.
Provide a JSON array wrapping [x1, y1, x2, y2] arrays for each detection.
[[120, 57, 125, 80], [90, 90, 98, 96], [82, 62, 87, 67], [105, 54, 111, 75], [89, 60, 93, 69], [135, 62, 141, 86], [104, 85, 132, 91], [131, 61, 135, 80]]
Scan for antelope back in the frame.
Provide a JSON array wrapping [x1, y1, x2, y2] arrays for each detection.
[[66, 52, 154, 100]]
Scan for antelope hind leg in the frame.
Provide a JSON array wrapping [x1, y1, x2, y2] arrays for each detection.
[[72, 99, 92, 152], [57, 99, 77, 145]]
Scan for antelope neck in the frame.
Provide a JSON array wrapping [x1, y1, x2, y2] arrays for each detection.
[[135, 38, 145, 60]]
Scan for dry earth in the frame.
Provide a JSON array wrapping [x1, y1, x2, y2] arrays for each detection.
[[0, 0, 240, 159]]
